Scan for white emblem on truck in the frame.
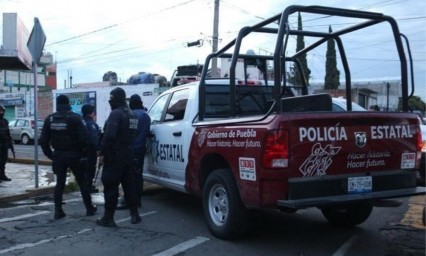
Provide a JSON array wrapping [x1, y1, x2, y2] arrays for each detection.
[[401, 153, 416, 169], [354, 132, 367, 148], [299, 143, 341, 177], [239, 157, 256, 181]]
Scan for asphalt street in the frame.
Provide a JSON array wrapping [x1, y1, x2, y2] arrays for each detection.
[[0, 160, 424, 255]]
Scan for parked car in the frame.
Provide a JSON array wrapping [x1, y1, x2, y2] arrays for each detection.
[[331, 97, 367, 111], [8, 118, 44, 145]]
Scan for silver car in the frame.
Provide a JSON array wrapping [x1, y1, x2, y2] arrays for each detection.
[[8, 118, 44, 145], [331, 97, 367, 111]]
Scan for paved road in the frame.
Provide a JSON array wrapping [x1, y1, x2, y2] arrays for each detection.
[[13, 144, 50, 161]]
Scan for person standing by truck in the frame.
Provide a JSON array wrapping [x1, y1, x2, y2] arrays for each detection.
[[96, 87, 141, 227], [0, 105, 13, 182], [40, 95, 97, 219], [81, 104, 101, 193], [117, 94, 151, 210]]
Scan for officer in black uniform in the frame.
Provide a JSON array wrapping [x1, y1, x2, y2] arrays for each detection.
[[81, 104, 101, 193], [96, 87, 141, 227], [40, 95, 97, 219], [117, 94, 151, 210], [0, 105, 13, 182]]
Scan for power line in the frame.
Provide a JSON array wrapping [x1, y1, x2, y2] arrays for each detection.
[[46, 0, 197, 46]]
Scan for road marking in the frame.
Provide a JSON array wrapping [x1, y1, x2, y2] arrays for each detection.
[[152, 236, 210, 256], [116, 211, 157, 223], [0, 210, 158, 255], [400, 195, 426, 229], [0, 211, 50, 223], [0, 233, 71, 254], [332, 235, 359, 256]]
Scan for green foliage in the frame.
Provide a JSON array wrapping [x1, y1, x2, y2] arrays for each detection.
[[324, 26, 340, 90], [398, 95, 426, 112], [287, 12, 311, 86], [65, 181, 79, 193]]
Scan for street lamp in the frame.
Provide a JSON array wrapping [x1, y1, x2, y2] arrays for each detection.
[[187, 40, 202, 47]]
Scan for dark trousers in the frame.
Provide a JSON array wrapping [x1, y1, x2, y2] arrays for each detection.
[[84, 149, 98, 187], [52, 152, 92, 209], [102, 157, 138, 214], [0, 144, 8, 172], [133, 148, 146, 197]]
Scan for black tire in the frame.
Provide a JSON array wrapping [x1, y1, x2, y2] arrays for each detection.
[[21, 134, 31, 145], [321, 202, 373, 227], [202, 168, 252, 240]]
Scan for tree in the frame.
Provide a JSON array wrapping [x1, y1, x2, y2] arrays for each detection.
[[398, 95, 426, 113], [288, 12, 311, 86], [324, 26, 340, 90]]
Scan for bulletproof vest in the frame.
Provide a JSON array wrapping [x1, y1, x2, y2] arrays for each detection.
[[118, 107, 139, 145], [49, 112, 76, 150]]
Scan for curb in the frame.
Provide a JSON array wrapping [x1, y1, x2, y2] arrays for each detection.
[[9, 158, 52, 166], [1, 158, 51, 204], [0, 183, 161, 204], [0, 186, 55, 204]]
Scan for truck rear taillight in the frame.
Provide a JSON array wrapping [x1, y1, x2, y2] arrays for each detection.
[[417, 127, 424, 159], [262, 129, 289, 169]]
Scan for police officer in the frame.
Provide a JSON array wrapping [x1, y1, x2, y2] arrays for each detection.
[[117, 94, 151, 210], [40, 95, 97, 219], [0, 105, 13, 182], [81, 104, 101, 193], [97, 87, 141, 227]]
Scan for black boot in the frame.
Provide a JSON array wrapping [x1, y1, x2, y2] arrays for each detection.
[[86, 204, 97, 216], [0, 169, 11, 181], [130, 209, 141, 224], [54, 208, 66, 220], [96, 211, 116, 227]]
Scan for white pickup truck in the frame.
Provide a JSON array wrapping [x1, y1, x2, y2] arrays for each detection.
[[142, 5, 425, 239]]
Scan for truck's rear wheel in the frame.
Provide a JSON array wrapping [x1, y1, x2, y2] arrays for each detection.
[[203, 168, 252, 240], [321, 202, 373, 227]]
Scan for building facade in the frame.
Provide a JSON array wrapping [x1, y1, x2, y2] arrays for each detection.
[[0, 52, 56, 120]]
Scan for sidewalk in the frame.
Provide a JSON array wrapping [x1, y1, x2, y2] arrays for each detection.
[[0, 159, 158, 203], [0, 160, 56, 203]]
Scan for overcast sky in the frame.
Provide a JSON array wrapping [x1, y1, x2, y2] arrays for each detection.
[[1, 0, 425, 100]]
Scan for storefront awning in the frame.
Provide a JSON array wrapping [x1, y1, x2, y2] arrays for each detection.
[[0, 98, 24, 106]]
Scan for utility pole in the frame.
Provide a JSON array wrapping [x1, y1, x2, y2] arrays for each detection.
[[212, 0, 220, 78]]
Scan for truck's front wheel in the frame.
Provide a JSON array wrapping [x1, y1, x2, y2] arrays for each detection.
[[203, 168, 252, 240], [321, 202, 373, 227]]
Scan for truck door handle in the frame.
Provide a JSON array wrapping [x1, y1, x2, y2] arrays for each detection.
[[173, 131, 182, 137]]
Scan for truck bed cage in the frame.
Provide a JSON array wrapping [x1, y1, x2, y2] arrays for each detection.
[[198, 5, 413, 121]]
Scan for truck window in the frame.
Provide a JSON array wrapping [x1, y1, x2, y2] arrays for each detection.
[[165, 89, 189, 122], [204, 84, 274, 118], [148, 93, 169, 123]]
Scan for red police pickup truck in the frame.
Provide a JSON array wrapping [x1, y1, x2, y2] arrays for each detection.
[[143, 5, 425, 239]]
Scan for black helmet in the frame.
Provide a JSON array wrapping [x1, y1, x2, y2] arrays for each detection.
[[129, 94, 143, 110], [109, 87, 126, 109], [0, 105, 5, 112], [81, 104, 95, 115]]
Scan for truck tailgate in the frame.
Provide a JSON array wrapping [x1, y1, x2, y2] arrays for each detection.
[[279, 112, 425, 208]]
